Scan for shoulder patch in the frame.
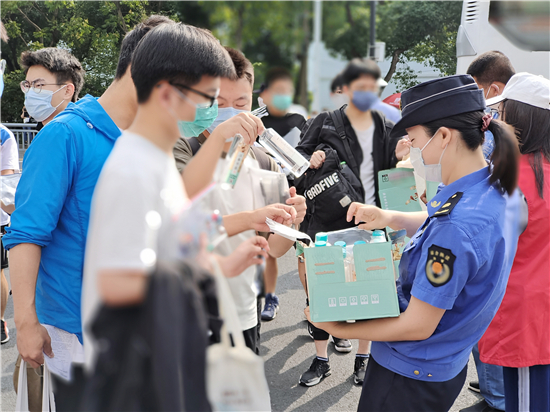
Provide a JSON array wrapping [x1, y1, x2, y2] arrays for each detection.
[[433, 192, 463, 217], [425, 245, 456, 287]]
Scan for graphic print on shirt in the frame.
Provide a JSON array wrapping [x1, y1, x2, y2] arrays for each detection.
[[425, 245, 456, 287]]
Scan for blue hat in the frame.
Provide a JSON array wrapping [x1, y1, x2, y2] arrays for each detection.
[[390, 74, 486, 138]]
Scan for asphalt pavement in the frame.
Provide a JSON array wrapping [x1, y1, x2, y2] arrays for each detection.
[[1, 250, 483, 411]]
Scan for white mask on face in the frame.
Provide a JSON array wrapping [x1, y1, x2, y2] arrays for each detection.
[[409, 128, 448, 202], [24, 85, 67, 122], [206, 106, 248, 139]]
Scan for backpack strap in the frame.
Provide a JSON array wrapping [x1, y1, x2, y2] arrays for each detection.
[[187, 136, 202, 155], [329, 107, 361, 179]]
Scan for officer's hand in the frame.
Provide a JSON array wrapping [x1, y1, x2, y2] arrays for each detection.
[[309, 150, 326, 169], [420, 189, 427, 205], [395, 137, 412, 161], [210, 112, 265, 146], [218, 236, 269, 278], [346, 202, 391, 230], [16, 321, 54, 369], [250, 204, 297, 232], [286, 187, 307, 225]]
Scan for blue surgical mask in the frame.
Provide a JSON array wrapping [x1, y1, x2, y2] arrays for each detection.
[[206, 106, 247, 135], [351, 91, 379, 112], [177, 103, 218, 138], [24, 85, 67, 122], [272, 94, 292, 111]]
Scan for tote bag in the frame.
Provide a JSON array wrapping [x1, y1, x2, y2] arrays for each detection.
[[207, 258, 271, 412], [15, 360, 55, 412]]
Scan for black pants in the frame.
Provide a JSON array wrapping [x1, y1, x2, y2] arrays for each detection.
[[358, 355, 467, 412], [241, 297, 262, 355], [1, 225, 8, 270], [52, 365, 87, 412]]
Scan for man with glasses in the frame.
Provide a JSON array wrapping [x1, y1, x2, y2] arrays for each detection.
[[3, 16, 175, 410], [19, 48, 84, 126]]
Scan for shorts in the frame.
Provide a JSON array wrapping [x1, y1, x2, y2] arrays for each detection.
[[1, 225, 8, 270]]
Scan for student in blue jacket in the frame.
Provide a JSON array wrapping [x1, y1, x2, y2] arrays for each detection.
[[306, 75, 520, 411], [3, 15, 175, 410]]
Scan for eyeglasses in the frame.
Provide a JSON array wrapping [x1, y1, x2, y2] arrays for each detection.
[[170, 82, 219, 109], [20, 80, 66, 94]]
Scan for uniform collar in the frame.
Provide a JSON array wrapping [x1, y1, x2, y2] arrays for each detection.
[[427, 167, 491, 216]]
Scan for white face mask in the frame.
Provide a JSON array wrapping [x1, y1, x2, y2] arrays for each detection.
[[331, 93, 350, 109], [24, 85, 67, 122], [206, 106, 248, 141], [409, 128, 448, 202]]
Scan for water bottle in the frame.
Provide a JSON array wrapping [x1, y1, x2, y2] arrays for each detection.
[[315, 232, 328, 247], [258, 128, 310, 178], [371, 230, 386, 243], [221, 134, 249, 188]]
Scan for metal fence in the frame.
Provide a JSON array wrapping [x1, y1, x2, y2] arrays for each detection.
[[2, 123, 39, 169]]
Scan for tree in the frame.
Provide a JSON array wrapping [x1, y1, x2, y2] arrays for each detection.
[[323, 1, 462, 91]]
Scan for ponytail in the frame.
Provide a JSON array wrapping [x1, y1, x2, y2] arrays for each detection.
[[487, 119, 520, 195]]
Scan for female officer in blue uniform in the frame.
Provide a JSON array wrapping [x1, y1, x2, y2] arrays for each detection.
[[306, 74, 520, 411]]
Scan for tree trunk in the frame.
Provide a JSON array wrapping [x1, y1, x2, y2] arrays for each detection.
[[115, 1, 128, 34], [384, 49, 405, 83]]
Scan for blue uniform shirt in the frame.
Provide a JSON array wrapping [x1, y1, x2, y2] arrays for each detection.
[[3, 95, 121, 343], [371, 167, 511, 382]]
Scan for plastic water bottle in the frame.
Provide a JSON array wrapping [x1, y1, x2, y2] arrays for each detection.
[[221, 134, 249, 188], [315, 232, 328, 247], [371, 230, 386, 243], [258, 128, 310, 177]]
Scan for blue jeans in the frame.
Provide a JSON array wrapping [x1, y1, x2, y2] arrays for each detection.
[[472, 343, 505, 410]]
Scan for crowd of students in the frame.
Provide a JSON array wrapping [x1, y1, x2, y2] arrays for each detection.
[[0, 14, 549, 412]]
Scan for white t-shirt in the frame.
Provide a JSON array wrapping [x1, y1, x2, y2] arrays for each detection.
[[354, 124, 376, 206], [0, 125, 20, 225], [213, 154, 261, 331], [81, 131, 187, 368]]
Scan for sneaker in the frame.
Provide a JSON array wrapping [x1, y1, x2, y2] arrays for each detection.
[[459, 400, 504, 412], [353, 355, 368, 385], [299, 357, 331, 387], [261, 293, 280, 321], [307, 322, 314, 340], [332, 337, 352, 353], [468, 380, 481, 393], [1, 319, 9, 344]]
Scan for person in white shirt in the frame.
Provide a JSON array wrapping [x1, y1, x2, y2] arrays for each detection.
[[1, 124, 20, 344], [81, 23, 274, 373]]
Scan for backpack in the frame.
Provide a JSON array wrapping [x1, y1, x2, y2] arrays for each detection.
[[298, 108, 364, 237]]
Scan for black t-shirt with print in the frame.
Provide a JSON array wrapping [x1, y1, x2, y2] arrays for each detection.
[[261, 110, 306, 137]]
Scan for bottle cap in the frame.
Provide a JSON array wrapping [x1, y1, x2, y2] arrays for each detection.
[[314, 240, 327, 247], [354, 241, 367, 245], [315, 232, 328, 243], [334, 241, 347, 248]]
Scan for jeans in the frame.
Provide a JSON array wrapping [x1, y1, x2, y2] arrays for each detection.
[[473, 343, 505, 410]]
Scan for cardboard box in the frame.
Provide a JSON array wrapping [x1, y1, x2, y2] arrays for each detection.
[[304, 239, 400, 323]]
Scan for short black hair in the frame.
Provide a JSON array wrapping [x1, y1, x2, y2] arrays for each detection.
[[114, 15, 175, 80], [131, 23, 236, 103], [225, 47, 254, 86], [331, 73, 344, 93], [341, 58, 381, 86], [20, 48, 85, 102], [265, 67, 293, 89], [467, 51, 515, 87]]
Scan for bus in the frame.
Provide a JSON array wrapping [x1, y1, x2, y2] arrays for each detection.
[[456, 1, 550, 78]]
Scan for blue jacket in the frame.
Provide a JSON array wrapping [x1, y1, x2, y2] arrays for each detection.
[[3, 95, 121, 343]]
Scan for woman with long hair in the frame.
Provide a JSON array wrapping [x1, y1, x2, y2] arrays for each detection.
[[306, 74, 521, 411]]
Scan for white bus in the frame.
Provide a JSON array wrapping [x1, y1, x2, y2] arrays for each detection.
[[456, 0, 550, 78]]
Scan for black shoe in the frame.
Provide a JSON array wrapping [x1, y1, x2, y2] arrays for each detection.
[[353, 355, 368, 385], [468, 380, 481, 393], [332, 337, 352, 353], [459, 400, 504, 412], [1, 319, 9, 344], [307, 322, 314, 340], [299, 357, 331, 387]]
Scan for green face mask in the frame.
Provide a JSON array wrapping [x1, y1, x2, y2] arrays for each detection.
[[271, 94, 292, 111], [178, 102, 218, 138]]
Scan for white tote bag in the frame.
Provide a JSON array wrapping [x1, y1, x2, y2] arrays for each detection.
[[15, 360, 56, 412], [207, 258, 271, 412]]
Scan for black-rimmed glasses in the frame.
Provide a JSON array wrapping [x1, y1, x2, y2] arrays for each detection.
[[20, 80, 66, 94], [170, 82, 218, 109]]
